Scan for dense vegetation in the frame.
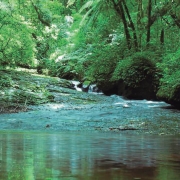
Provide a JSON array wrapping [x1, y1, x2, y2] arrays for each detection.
[[0, 0, 180, 107]]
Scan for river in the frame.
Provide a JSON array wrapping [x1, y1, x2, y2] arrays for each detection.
[[0, 131, 179, 180], [0, 89, 180, 179]]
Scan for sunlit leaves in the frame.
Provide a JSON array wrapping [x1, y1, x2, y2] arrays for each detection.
[[67, 0, 76, 7], [0, 1, 35, 67]]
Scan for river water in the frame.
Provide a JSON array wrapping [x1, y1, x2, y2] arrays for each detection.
[[0, 94, 179, 134], [0, 88, 180, 179], [0, 131, 179, 180]]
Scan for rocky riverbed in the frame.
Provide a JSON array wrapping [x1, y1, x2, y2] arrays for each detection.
[[0, 69, 179, 135]]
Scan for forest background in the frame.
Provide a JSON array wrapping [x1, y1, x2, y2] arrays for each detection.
[[0, 0, 180, 107]]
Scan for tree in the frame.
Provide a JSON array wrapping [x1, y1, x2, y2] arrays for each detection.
[[146, 0, 152, 45], [0, 0, 35, 68], [111, 0, 132, 49]]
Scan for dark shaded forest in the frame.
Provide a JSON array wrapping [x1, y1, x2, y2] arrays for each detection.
[[0, 0, 180, 107]]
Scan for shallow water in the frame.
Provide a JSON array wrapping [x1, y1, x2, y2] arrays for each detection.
[[0, 95, 179, 134], [0, 131, 179, 180], [0, 92, 180, 179]]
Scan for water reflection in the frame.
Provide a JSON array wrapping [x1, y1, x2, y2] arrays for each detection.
[[0, 131, 180, 180]]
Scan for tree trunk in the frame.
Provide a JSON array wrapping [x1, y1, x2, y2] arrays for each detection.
[[160, 29, 164, 45], [122, 0, 138, 50], [31, 0, 51, 27], [147, 0, 152, 45], [111, 0, 132, 49], [170, 13, 180, 28], [137, 0, 143, 48]]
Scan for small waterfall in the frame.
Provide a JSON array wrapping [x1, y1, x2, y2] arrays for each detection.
[[71, 81, 82, 92], [71, 81, 103, 94], [88, 84, 102, 94]]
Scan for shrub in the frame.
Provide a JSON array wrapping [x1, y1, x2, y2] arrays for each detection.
[[112, 52, 160, 88], [57, 59, 78, 80], [85, 44, 125, 84], [0, 75, 13, 88], [111, 51, 161, 99], [157, 49, 180, 106]]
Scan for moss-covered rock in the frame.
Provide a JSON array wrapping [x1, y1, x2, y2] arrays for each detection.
[[156, 49, 180, 107], [0, 69, 76, 112], [97, 81, 118, 95], [157, 73, 180, 107], [111, 52, 161, 99]]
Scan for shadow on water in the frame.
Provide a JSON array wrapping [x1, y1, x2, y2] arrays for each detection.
[[0, 131, 180, 180]]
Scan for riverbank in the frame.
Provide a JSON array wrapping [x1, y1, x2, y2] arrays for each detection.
[[0, 69, 179, 135], [0, 69, 74, 113]]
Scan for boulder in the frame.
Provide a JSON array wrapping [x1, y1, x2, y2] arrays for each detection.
[[157, 83, 180, 108], [82, 81, 91, 92], [117, 79, 157, 100], [97, 81, 118, 95], [100, 53, 161, 100], [88, 84, 101, 93]]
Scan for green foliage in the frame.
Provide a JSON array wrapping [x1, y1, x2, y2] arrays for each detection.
[[157, 48, 180, 104], [112, 52, 160, 89], [157, 71, 180, 104], [0, 75, 13, 88], [0, 2, 35, 68], [52, 53, 90, 80], [85, 44, 124, 83], [158, 48, 180, 76], [56, 59, 79, 79], [0, 0, 180, 105]]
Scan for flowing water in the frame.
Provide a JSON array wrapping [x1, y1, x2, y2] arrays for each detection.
[[0, 87, 180, 179], [0, 95, 179, 134], [0, 131, 179, 180]]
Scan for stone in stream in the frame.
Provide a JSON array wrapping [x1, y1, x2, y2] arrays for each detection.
[[88, 84, 102, 93], [122, 103, 130, 108], [72, 81, 102, 93]]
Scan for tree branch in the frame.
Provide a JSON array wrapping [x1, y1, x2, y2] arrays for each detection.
[[30, 0, 50, 26], [170, 12, 180, 28], [111, 0, 132, 49], [149, 2, 180, 27]]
